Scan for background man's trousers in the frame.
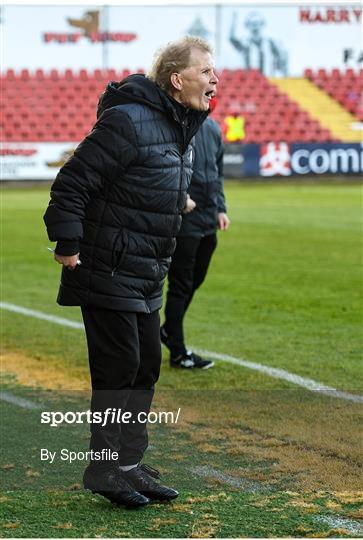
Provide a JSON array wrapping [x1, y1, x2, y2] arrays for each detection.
[[81, 307, 161, 466], [164, 233, 217, 358]]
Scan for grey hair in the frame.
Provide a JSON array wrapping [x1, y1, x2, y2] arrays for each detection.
[[147, 35, 213, 92]]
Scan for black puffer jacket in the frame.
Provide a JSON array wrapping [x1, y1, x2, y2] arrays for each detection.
[[178, 117, 226, 237], [44, 75, 207, 312]]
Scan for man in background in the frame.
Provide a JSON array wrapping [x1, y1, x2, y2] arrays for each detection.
[[161, 98, 230, 369]]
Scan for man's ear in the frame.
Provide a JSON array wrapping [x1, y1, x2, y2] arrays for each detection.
[[170, 73, 182, 91]]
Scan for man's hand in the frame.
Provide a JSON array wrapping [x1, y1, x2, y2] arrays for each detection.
[[218, 213, 231, 231], [54, 253, 80, 270], [183, 194, 196, 214]]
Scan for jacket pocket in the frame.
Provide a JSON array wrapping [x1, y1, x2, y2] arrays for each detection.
[[111, 229, 129, 276]]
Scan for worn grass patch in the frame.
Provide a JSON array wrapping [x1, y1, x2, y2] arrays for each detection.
[[0, 351, 89, 391], [1, 373, 362, 537]]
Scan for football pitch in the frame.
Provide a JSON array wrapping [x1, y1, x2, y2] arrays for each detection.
[[1, 181, 362, 538]]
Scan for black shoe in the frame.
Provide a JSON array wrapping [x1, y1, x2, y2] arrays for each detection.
[[83, 464, 150, 508], [123, 464, 179, 502], [170, 350, 214, 369], [160, 325, 170, 348]]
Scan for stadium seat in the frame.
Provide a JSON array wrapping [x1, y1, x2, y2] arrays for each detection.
[[20, 69, 30, 81], [64, 69, 74, 81], [5, 69, 16, 80], [35, 69, 45, 80]]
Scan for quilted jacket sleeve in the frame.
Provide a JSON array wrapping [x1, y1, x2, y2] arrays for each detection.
[[43, 107, 138, 254], [216, 129, 227, 214]]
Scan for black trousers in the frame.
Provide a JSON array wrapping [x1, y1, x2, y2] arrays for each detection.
[[164, 233, 217, 358], [81, 307, 161, 466]]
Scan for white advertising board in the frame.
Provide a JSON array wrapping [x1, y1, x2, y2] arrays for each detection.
[[1, 142, 77, 180], [1, 4, 362, 76]]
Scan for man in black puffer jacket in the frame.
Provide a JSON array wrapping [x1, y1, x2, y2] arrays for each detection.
[[44, 36, 218, 508], [161, 98, 230, 369]]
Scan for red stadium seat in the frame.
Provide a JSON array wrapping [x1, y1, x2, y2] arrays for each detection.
[[344, 68, 355, 79], [20, 69, 30, 81], [2, 67, 343, 144], [64, 69, 74, 81], [331, 68, 341, 79], [35, 69, 45, 81], [308, 67, 361, 118], [49, 69, 60, 81], [317, 68, 328, 79], [5, 69, 16, 80], [78, 69, 89, 81]]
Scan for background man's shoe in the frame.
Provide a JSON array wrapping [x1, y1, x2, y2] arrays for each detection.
[[170, 351, 214, 369], [123, 464, 179, 501], [83, 464, 150, 508]]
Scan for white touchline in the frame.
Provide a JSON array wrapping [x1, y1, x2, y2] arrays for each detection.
[[0, 301, 84, 329], [1, 301, 362, 404], [314, 515, 363, 536], [0, 390, 42, 410], [194, 348, 363, 404], [192, 465, 268, 493]]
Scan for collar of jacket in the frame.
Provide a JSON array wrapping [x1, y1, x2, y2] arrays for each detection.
[[164, 93, 188, 124]]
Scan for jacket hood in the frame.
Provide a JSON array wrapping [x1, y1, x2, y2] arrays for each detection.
[[98, 74, 178, 118]]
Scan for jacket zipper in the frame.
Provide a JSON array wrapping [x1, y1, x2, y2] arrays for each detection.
[[178, 118, 188, 211]]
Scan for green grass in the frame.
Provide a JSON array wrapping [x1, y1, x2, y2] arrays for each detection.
[[1, 182, 362, 391], [1, 181, 362, 537]]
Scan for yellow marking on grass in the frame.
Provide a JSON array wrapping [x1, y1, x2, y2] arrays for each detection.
[[148, 518, 177, 532], [332, 491, 363, 504], [174, 393, 362, 492], [185, 493, 231, 504], [167, 502, 194, 513], [197, 443, 221, 454], [190, 513, 220, 538], [52, 522, 73, 529], [0, 351, 89, 391], [310, 529, 354, 537], [295, 525, 315, 534], [347, 508, 363, 519], [65, 483, 82, 491], [2, 523, 20, 529], [25, 469, 40, 478], [285, 499, 320, 512], [325, 501, 343, 512]]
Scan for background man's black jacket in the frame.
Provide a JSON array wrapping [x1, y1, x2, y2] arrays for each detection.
[[178, 117, 226, 238], [44, 75, 207, 312]]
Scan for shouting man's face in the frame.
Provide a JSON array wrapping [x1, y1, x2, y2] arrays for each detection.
[[170, 48, 218, 111]]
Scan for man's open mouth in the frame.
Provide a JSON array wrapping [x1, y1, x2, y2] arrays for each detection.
[[205, 90, 216, 100]]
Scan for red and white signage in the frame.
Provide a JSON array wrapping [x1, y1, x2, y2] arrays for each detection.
[[1, 143, 77, 180], [1, 4, 362, 75]]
